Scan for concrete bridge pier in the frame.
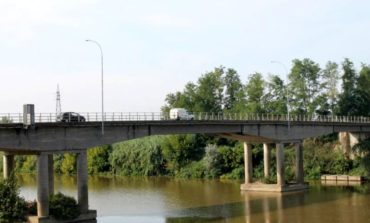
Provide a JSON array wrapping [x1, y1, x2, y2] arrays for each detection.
[[243, 143, 253, 184], [241, 141, 308, 192], [77, 150, 89, 213], [27, 151, 96, 223], [295, 143, 304, 184], [37, 153, 50, 217], [3, 153, 14, 179], [276, 143, 285, 186], [263, 143, 271, 178]]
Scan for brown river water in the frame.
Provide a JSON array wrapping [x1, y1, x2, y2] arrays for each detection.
[[17, 174, 370, 223]]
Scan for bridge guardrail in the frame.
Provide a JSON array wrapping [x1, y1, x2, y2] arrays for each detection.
[[0, 112, 370, 124]]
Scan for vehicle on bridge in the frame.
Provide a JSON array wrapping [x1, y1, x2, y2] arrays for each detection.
[[57, 112, 86, 122], [169, 108, 194, 120]]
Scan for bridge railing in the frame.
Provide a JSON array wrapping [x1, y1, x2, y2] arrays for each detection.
[[1, 112, 370, 124]]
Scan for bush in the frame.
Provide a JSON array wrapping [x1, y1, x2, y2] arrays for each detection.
[[176, 161, 206, 178], [0, 174, 28, 222], [88, 145, 112, 174], [162, 134, 205, 173], [110, 136, 166, 176], [49, 192, 80, 220], [16, 155, 36, 173], [220, 166, 244, 180], [60, 154, 77, 174]]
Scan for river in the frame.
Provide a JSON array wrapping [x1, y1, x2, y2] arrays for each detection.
[[18, 174, 370, 223]]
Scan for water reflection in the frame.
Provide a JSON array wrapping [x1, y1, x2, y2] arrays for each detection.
[[15, 174, 370, 223]]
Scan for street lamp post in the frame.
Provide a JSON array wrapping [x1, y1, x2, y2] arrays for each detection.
[[86, 39, 104, 135], [271, 61, 290, 131]]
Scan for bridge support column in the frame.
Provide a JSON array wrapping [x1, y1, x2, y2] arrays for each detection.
[[244, 142, 253, 184], [3, 153, 14, 179], [37, 153, 49, 217], [263, 143, 271, 178], [276, 143, 285, 186], [48, 154, 54, 195], [295, 143, 304, 184], [77, 150, 89, 213]]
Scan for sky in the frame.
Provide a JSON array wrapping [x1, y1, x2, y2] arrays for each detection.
[[1, 0, 370, 113]]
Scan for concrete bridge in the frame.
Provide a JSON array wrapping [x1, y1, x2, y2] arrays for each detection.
[[1, 109, 370, 222]]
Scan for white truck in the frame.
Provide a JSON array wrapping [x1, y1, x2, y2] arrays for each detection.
[[169, 108, 194, 120]]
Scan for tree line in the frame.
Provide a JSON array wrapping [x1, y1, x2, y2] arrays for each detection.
[[163, 58, 370, 117]]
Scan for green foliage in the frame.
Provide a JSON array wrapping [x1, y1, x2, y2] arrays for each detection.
[[0, 174, 28, 222], [337, 58, 369, 116], [352, 137, 370, 175], [264, 75, 287, 114], [88, 145, 112, 174], [15, 156, 36, 173], [220, 166, 244, 180], [176, 161, 206, 178], [202, 144, 222, 178], [49, 192, 80, 220], [162, 134, 205, 174], [289, 58, 321, 115], [322, 61, 339, 114], [218, 144, 244, 173], [223, 68, 246, 112], [110, 136, 166, 176], [303, 139, 353, 179], [194, 67, 224, 112], [245, 73, 265, 113], [177, 144, 245, 179], [60, 154, 77, 175]]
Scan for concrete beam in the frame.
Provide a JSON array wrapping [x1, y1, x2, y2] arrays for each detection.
[[37, 153, 49, 217], [77, 151, 89, 213]]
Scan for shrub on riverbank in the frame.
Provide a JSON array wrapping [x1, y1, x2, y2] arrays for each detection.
[[49, 192, 80, 220], [0, 174, 28, 222], [110, 136, 166, 176]]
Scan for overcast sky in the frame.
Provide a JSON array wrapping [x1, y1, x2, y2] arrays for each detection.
[[1, 0, 369, 113]]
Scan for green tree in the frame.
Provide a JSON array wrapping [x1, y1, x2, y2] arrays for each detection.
[[110, 136, 166, 176], [162, 82, 197, 113], [162, 134, 205, 173], [263, 75, 287, 114], [356, 64, 370, 116], [0, 174, 28, 222], [60, 154, 77, 174], [245, 72, 265, 113], [87, 145, 112, 174], [194, 67, 224, 112], [289, 58, 321, 114], [223, 68, 246, 112], [337, 58, 360, 115], [322, 61, 339, 114]]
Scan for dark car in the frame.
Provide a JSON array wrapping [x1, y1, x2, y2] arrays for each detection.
[[57, 112, 86, 122]]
